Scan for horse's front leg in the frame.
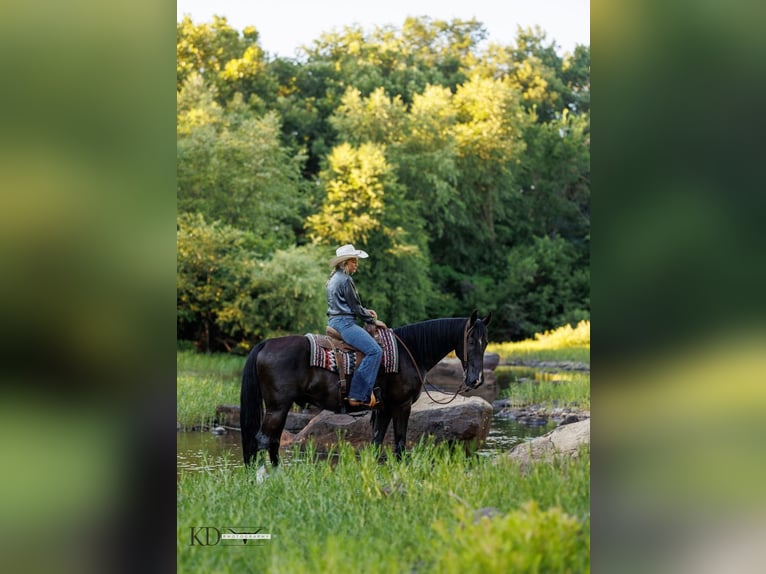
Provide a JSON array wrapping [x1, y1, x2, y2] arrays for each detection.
[[391, 402, 412, 460], [257, 405, 290, 467]]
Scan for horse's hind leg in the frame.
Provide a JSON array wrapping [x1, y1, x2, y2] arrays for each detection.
[[392, 403, 412, 460], [257, 407, 290, 467]]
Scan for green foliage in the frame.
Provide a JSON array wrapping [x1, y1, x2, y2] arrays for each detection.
[[489, 320, 590, 364], [247, 244, 328, 338], [502, 372, 591, 410], [176, 213, 261, 352], [496, 236, 590, 339], [177, 79, 308, 237], [306, 142, 394, 245], [432, 501, 589, 573], [177, 215, 326, 351], [177, 442, 590, 572], [176, 350, 245, 428], [307, 138, 433, 326], [176, 16, 590, 346], [177, 15, 270, 104]]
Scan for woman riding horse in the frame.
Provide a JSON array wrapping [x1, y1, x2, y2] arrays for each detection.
[[325, 244, 381, 409]]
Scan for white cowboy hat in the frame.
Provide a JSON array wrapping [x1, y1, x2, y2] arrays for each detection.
[[329, 243, 369, 267]]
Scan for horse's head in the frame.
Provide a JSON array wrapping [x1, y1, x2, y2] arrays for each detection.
[[461, 311, 492, 390]]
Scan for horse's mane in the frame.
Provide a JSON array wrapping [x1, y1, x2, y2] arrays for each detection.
[[393, 318, 467, 371]]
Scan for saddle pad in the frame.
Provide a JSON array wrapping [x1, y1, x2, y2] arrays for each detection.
[[305, 328, 399, 374]]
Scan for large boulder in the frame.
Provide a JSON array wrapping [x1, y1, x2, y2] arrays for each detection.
[[214, 404, 240, 428], [293, 391, 493, 450], [504, 418, 590, 464]]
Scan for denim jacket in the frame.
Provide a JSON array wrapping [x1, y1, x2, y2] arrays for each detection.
[[326, 270, 375, 324]]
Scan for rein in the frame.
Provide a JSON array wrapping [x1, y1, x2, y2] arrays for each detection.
[[393, 319, 476, 406]]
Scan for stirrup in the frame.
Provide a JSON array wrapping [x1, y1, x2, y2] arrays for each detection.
[[348, 389, 379, 409]]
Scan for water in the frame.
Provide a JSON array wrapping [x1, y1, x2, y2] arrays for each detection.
[[177, 430, 242, 473], [475, 414, 557, 457], [177, 417, 557, 473]]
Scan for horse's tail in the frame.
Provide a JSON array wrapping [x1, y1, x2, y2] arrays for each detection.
[[241, 341, 266, 466]]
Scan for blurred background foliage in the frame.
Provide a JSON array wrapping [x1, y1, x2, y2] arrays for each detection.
[[176, 16, 590, 352]]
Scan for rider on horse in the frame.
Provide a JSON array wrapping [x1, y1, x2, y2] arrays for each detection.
[[326, 244, 382, 409]]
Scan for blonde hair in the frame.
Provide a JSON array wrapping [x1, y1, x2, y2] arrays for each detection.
[[326, 258, 356, 286]]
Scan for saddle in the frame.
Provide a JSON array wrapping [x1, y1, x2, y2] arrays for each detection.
[[315, 321, 389, 385], [305, 321, 398, 408], [321, 320, 388, 351]]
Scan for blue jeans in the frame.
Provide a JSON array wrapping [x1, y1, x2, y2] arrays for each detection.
[[328, 316, 382, 401]]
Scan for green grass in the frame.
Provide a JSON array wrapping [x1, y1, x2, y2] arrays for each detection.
[[488, 321, 590, 365], [177, 351, 244, 429], [177, 441, 590, 573], [177, 350, 245, 380], [502, 371, 591, 411]]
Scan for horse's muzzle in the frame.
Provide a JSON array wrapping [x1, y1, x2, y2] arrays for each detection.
[[464, 372, 484, 389]]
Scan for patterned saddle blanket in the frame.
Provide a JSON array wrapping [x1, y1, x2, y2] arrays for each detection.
[[305, 328, 399, 375]]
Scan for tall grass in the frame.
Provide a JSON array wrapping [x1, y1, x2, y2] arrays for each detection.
[[177, 350, 245, 380], [177, 441, 590, 573], [177, 351, 244, 429], [488, 321, 590, 365], [502, 372, 591, 411]]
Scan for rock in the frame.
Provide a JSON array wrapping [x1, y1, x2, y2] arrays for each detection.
[[504, 418, 590, 465], [215, 405, 240, 428], [408, 391, 493, 445], [285, 411, 315, 433], [293, 411, 373, 449], [491, 398, 512, 412], [483, 352, 500, 370], [280, 430, 296, 447], [293, 391, 493, 450]]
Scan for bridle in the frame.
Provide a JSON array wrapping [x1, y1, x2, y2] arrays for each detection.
[[394, 318, 478, 405]]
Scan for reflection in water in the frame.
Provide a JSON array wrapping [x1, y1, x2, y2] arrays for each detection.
[[177, 430, 242, 473], [475, 414, 557, 457], [177, 416, 556, 472]]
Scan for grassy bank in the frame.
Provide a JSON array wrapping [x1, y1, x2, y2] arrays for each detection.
[[487, 321, 590, 365], [177, 351, 244, 429], [177, 441, 590, 573], [501, 371, 590, 411]]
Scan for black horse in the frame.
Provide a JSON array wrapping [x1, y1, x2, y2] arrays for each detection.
[[240, 311, 492, 466]]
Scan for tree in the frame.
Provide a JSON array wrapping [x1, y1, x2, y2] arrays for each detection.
[[176, 16, 591, 344], [177, 16, 262, 98], [176, 213, 261, 352], [442, 75, 529, 272], [307, 142, 432, 325], [496, 235, 590, 340], [177, 214, 327, 351], [306, 142, 393, 245], [177, 77, 308, 246]]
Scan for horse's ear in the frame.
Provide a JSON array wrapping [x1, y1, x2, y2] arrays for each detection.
[[469, 310, 478, 325], [482, 312, 492, 326]]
